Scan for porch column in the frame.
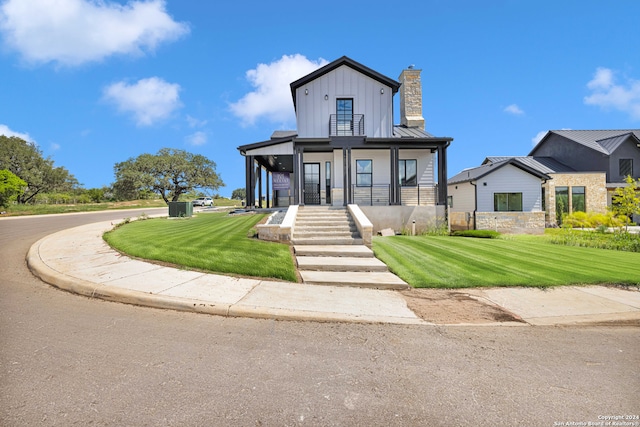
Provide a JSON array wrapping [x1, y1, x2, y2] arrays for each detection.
[[437, 144, 448, 209], [257, 164, 263, 208], [342, 147, 352, 206], [245, 156, 255, 208], [266, 170, 271, 208], [390, 146, 400, 205], [293, 147, 304, 205]]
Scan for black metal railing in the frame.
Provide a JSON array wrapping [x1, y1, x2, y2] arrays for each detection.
[[349, 184, 438, 206], [329, 114, 365, 136]]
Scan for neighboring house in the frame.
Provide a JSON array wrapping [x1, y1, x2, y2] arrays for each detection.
[[482, 156, 607, 226], [529, 130, 640, 214], [237, 56, 453, 233], [449, 129, 640, 231], [448, 159, 550, 234]]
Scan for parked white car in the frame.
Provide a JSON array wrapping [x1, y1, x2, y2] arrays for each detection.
[[192, 197, 213, 207]]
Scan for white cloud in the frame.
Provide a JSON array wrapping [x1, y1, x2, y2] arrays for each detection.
[[584, 67, 640, 120], [229, 54, 329, 126], [531, 130, 548, 146], [50, 142, 61, 151], [186, 115, 207, 128], [504, 104, 524, 115], [0, 0, 189, 66], [103, 77, 181, 126], [185, 131, 206, 146], [0, 124, 34, 142]]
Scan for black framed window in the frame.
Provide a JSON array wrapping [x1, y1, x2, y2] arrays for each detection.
[[494, 192, 523, 212], [555, 186, 569, 223], [572, 186, 585, 212], [336, 98, 353, 136], [620, 158, 633, 177], [356, 159, 372, 187], [399, 159, 417, 186]]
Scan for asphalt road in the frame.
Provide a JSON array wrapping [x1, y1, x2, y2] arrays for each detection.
[[1, 210, 639, 427]]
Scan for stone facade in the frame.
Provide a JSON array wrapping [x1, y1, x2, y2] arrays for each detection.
[[398, 68, 425, 129], [544, 172, 607, 226], [475, 212, 545, 234]]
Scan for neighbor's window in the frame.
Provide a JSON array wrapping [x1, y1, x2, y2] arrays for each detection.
[[619, 158, 633, 177], [555, 186, 569, 224], [399, 159, 417, 186], [572, 186, 586, 212], [356, 159, 372, 187], [494, 193, 523, 212]]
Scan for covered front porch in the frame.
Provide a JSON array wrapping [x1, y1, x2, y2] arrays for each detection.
[[238, 134, 452, 209]]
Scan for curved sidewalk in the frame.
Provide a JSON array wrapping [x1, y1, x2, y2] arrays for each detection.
[[27, 220, 428, 325], [27, 218, 640, 326]]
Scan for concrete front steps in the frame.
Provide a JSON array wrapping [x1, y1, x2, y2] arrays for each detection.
[[293, 243, 409, 291], [292, 207, 363, 246]]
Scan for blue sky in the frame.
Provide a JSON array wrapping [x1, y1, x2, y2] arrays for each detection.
[[1, 0, 639, 197]]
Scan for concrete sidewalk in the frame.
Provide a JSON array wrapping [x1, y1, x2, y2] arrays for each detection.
[[26, 218, 640, 326]]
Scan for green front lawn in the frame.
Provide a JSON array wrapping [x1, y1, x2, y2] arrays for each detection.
[[373, 235, 640, 288], [103, 213, 297, 282]]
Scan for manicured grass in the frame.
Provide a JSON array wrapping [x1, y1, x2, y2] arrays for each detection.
[[103, 213, 297, 282], [372, 235, 640, 288]]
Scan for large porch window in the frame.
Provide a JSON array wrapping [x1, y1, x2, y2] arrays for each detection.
[[356, 159, 372, 187], [399, 159, 417, 186]]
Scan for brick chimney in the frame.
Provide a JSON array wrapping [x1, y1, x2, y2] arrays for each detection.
[[399, 67, 425, 130]]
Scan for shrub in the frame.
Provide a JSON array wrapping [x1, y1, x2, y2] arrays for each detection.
[[451, 230, 500, 238], [561, 211, 627, 229]]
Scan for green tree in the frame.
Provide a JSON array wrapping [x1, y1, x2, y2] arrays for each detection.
[[0, 135, 78, 204], [0, 169, 27, 208], [113, 148, 224, 204], [231, 188, 246, 201], [610, 175, 640, 230]]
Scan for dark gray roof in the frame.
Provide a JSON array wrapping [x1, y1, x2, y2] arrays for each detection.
[[483, 156, 575, 174], [392, 125, 435, 138], [531, 130, 640, 155], [270, 130, 297, 139], [448, 158, 550, 185]]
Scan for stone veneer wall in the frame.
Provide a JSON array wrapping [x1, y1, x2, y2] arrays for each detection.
[[449, 211, 475, 231], [475, 212, 545, 234], [544, 172, 607, 226]]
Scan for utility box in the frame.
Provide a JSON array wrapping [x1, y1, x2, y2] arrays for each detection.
[[168, 201, 193, 218]]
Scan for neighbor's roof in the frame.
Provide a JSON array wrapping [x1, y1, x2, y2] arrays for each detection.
[[448, 158, 551, 185], [290, 56, 401, 109], [483, 156, 575, 174], [530, 130, 640, 155]]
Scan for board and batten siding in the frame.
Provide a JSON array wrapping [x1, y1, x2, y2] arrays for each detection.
[[295, 65, 394, 138], [476, 164, 543, 212], [399, 149, 435, 186]]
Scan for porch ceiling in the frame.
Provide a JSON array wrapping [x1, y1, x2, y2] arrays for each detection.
[[255, 154, 294, 173]]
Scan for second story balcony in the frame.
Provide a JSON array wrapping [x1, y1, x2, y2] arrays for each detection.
[[329, 114, 365, 137]]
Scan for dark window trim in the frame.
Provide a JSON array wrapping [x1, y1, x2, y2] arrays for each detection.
[[494, 192, 523, 212], [399, 159, 418, 187], [356, 159, 372, 187]]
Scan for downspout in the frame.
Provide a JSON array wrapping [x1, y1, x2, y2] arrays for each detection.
[[470, 180, 478, 230]]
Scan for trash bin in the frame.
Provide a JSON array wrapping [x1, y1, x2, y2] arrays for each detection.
[[168, 201, 193, 217]]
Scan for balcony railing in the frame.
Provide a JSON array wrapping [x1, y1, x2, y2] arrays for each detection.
[[329, 114, 365, 136], [350, 184, 438, 206]]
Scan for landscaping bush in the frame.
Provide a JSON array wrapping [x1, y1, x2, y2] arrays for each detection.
[[451, 230, 500, 238], [561, 211, 627, 229]]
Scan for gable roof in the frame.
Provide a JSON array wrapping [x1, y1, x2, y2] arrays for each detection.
[[448, 158, 550, 185], [290, 56, 401, 109], [530, 130, 640, 155], [483, 156, 575, 174]]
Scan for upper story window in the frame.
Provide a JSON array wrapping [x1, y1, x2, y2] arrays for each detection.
[[619, 158, 633, 178], [399, 159, 417, 186], [336, 98, 353, 136]]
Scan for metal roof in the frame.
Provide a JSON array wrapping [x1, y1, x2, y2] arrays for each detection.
[[392, 125, 435, 138], [484, 156, 575, 174], [448, 158, 550, 185], [531, 130, 640, 155]]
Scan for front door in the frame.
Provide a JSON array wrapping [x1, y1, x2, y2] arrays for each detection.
[[303, 163, 321, 205]]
